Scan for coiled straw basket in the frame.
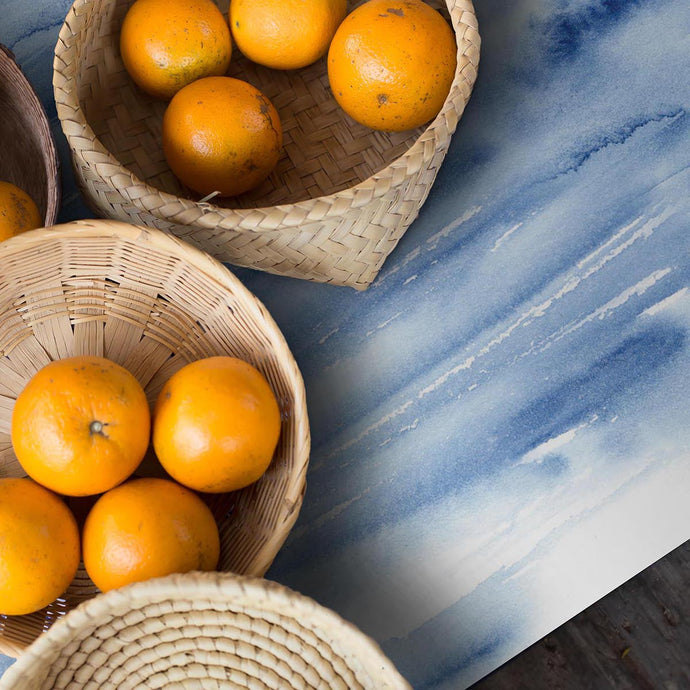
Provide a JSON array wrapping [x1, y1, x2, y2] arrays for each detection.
[[53, 0, 480, 289], [0, 45, 60, 227], [0, 572, 411, 689], [0, 220, 310, 655]]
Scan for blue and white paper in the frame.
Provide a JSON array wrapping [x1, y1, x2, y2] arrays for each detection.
[[2, 1, 689, 687]]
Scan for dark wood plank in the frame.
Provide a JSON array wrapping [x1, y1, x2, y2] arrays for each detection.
[[472, 540, 690, 689]]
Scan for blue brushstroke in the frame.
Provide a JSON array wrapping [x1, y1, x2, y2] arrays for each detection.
[[539, 0, 651, 62], [548, 110, 687, 180], [511, 325, 687, 451], [271, 322, 687, 576]]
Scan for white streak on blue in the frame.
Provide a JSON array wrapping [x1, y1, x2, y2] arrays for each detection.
[[318, 327, 339, 345], [365, 311, 403, 337], [491, 222, 523, 252], [517, 417, 597, 465], [424, 206, 483, 251], [640, 288, 690, 317], [523, 267, 674, 357]]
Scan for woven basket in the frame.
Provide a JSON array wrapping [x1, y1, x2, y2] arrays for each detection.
[[0, 44, 60, 226], [53, 0, 480, 289], [0, 219, 310, 656], [0, 572, 411, 689]]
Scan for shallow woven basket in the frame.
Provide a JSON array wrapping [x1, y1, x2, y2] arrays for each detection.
[[53, 0, 480, 289], [0, 45, 60, 226], [0, 572, 411, 689], [0, 219, 310, 656]]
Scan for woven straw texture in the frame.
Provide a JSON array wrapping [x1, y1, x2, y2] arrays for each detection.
[[0, 220, 310, 656], [53, 0, 480, 289], [0, 572, 411, 689], [0, 44, 60, 226]]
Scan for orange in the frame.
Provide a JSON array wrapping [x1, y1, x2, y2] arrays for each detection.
[[82, 477, 220, 592], [120, 0, 232, 100], [162, 76, 282, 197], [230, 0, 347, 70], [0, 181, 42, 241], [152, 356, 281, 493], [0, 478, 80, 615], [327, 0, 457, 131], [11, 355, 151, 497]]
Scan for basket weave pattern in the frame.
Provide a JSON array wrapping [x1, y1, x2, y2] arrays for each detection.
[[0, 220, 310, 656], [0, 573, 410, 689], [53, 0, 480, 289]]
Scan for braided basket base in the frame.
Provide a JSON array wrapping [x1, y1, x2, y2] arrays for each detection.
[[0, 572, 411, 689], [0, 221, 310, 656], [53, 0, 480, 289]]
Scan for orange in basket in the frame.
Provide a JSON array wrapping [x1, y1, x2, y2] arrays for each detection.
[[82, 477, 220, 592], [0, 478, 80, 616], [328, 0, 458, 132], [11, 355, 151, 497], [0, 181, 42, 241], [153, 356, 282, 493], [120, 0, 233, 100], [229, 0, 347, 70], [162, 76, 283, 196]]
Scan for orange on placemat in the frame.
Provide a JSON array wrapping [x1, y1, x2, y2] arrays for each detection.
[[162, 76, 282, 197], [11, 355, 151, 497], [120, 0, 232, 100], [0, 478, 80, 615], [0, 180, 42, 241], [153, 356, 281, 493], [229, 0, 347, 70], [82, 477, 220, 592], [327, 0, 457, 132]]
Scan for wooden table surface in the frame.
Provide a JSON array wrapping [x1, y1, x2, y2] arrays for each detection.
[[473, 539, 690, 689]]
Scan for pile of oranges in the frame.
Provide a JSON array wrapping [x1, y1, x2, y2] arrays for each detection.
[[0, 0, 458, 620], [119, 0, 457, 197], [0, 2, 459, 255], [0, 354, 281, 616]]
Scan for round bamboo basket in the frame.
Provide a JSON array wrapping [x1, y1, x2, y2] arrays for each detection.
[[0, 572, 411, 689], [53, 0, 480, 290], [0, 44, 60, 227], [0, 220, 310, 656]]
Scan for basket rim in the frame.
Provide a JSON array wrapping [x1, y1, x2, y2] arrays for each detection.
[[0, 218, 311, 586], [0, 43, 61, 227], [52, 0, 480, 232], [0, 572, 411, 689]]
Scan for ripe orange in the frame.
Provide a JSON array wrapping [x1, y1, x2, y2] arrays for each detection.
[[152, 356, 281, 493], [0, 478, 80, 615], [120, 0, 232, 100], [162, 76, 282, 197], [11, 355, 151, 497], [82, 477, 220, 592], [0, 180, 42, 241], [327, 0, 457, 131], [230, 0, 347, 70]]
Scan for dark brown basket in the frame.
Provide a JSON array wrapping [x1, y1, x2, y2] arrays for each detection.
[[0, 44, 60, 226]]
